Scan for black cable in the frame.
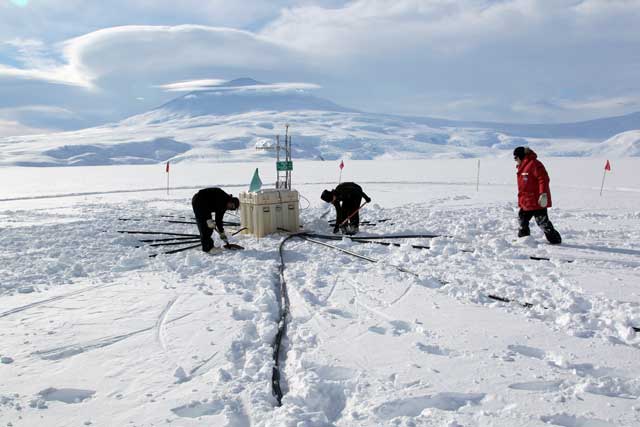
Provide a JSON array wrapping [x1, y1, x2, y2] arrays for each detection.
[[138, 236, 200, 243], [272, 233, 304, 406], [117, 230, 199, 237], [142, 239, 200, 248], [149, 243, 201, 257]]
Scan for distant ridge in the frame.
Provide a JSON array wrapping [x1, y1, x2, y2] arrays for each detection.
[[1, 77, 639, 166], [391, 111, 640, 140]]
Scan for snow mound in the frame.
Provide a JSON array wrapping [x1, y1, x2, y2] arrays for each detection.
[[590, 130, 640, 157]]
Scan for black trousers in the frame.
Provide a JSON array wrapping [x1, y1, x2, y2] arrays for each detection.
[[335, 198, 361, 232], [518, 208, 561, 244], [192, 194, 214, 252]]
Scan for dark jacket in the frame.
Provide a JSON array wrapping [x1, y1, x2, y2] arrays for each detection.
[[334, 182, 371, 204], [192, 188, 232, 232], [516, 149, 552, 211]]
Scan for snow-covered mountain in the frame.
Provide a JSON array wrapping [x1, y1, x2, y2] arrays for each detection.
[[153, 78, 355, 117], [591, 130, 640, 157], [409, 111, 640, 140], [1, 78, 639, 166]]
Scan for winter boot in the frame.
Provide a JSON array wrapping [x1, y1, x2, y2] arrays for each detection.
[[545, 229, 562, 245], [535, 212, 561, 244], [345, 225, 358, 236], [517, 227, 530, 238]]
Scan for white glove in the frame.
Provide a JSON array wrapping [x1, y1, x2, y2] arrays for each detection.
[[206, 219, 215, 229], [538, 193, 548, 208]]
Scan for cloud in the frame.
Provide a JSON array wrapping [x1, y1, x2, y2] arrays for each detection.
[[0, 118, 52, 137], [0, 1, 324, 41], [157, 78, 321, 92], [157, 79, 227, 92], [62, 25, 295, 81], [0, 24, 312, 133], [1, 25, 300, 90], [0, 0, 639, 136], [258, 0, 640, 121]]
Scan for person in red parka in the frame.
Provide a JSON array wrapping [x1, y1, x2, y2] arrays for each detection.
[[513, 146, 562, 244]]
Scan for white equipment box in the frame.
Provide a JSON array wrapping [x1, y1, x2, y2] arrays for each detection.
[[239, 189, 300, 237]]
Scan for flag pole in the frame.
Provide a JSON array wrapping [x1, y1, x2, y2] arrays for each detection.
[[600, 160, 610, 196], [476, 159, 480, 192]]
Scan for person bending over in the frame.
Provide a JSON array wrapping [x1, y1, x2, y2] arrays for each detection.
[[321, 182, 371, 235], [191, 187, 239, 252]]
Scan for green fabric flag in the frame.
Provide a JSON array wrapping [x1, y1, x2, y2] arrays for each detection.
[[249, 168, 262, 192]]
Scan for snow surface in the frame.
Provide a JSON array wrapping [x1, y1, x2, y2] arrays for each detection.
[[1, 158, 639, 426]]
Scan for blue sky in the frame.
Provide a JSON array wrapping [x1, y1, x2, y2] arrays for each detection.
[[0, 0, 639, 136]]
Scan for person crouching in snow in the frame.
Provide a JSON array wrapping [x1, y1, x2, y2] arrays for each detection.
[[191, 188, 240, 252], [321, 182, 371, 235], [513, 147, 562, 244]]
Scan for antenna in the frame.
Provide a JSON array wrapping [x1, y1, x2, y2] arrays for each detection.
[[256, 124, 293, 190]]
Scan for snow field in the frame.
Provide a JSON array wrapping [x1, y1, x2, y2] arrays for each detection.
[[0, 159, 639, 426]]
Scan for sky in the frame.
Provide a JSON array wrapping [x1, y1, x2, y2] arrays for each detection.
[[0, 0, 639, 136]]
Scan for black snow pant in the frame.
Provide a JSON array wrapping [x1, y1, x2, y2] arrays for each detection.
[[192, 194, 214, 252], [518, 208, 562, 244], [335, 198, 361, 234]]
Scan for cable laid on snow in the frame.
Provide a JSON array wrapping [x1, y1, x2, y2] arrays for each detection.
[[303, 232, 431, 250], [270, 231, 421, 406], [271, 229, 640, 410], [138, 236, 201, 243], [117, 230, 199, 237], [149, 243, 201, 257], [125, 226, 248, 257], [303, 232, 550, 311], [167, 220, 241, 226], [139, 239, 201, 248], [272, 233, 304, 406], [299, 235, 420, 277]]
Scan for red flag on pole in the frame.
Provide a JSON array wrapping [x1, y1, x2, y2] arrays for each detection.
[[604, 160, 611, 171], [166, 161, 170, 173], [339, 160, 344, 170]]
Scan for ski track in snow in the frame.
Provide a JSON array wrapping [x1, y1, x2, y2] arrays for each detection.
[[32, 312, 192, 361], [1, 173, 639, 426], [155, 296, 178, 352]]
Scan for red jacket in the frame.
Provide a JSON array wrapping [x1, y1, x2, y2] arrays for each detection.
[[516, 149, 552, 211]]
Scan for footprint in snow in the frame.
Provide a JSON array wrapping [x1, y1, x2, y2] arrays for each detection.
[[374, 392, 485, 419], [37, 388, 95, 404], [506, 344, 546, 360], [171, 400, 224, 418], [171, 398, 250, 425], [508, 380, 563, 392], [324, 308, 356, 319], [231, 308, 256, 321], [540, 413, 616, 427], [368, 326, 386, 335], [415, 342, 452, 356], [389, 320, 412, 336]]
